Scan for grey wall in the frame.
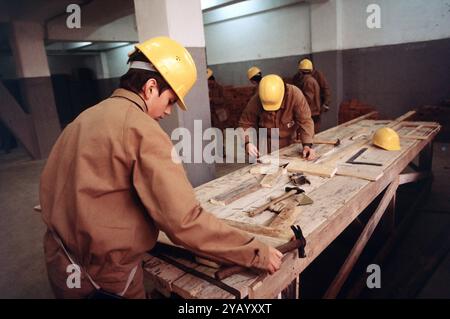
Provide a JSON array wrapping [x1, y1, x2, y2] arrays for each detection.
[[207, 37, 450, 130], [341, 38, 450, 119]]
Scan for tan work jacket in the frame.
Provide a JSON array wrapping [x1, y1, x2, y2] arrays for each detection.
[[40, 88, 271, 298], [238, 84, 314, 149]]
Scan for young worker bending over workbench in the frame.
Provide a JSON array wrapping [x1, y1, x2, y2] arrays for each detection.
[[39, 37, 282, 299], [238, 74, 317, 160]]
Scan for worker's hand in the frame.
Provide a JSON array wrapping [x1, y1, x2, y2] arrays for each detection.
[[302, 146, 316, 161], [266, 247, 283, 274], [246, 142, 260, 158]]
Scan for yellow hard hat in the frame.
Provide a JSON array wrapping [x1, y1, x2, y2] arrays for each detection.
[[298, 58, 313, 71], [372, 127, 401, 151], [259, 74, 285, 111], [135, 36, 197, 111], [247, 66, 261, 80], [207, 68, 213, 79]]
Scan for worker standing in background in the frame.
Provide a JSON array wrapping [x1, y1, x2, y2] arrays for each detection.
[[207, 68, 228, 129], [238, 74, 316, 160], [293, 58, 331, 132], [295, 60, 322, 133], [40, 37, 282, 299]]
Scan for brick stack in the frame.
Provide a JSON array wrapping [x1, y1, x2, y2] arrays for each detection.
[[338, 99, 378, 124], [210, 85, 257, 129]]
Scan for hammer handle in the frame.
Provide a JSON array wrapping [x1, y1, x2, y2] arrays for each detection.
[[214, 240, 303, 280]]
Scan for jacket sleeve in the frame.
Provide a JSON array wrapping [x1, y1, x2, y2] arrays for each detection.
[[292, 87, 315, 144], [316, 71, 331, 106], [125, 110, 270, 268], [238, 95, 260, 144]]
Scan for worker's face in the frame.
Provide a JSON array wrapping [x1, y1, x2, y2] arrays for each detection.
[[142, 79, 178, 121]]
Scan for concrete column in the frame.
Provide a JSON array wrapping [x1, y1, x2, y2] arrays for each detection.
[[133, 0, 214, 187], [9, 20, 61, 158], [310, 0, 344, 130]]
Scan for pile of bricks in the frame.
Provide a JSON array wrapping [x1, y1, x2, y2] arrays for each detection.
[[338, 99, 378, 124], [210, 85, 256, 129]]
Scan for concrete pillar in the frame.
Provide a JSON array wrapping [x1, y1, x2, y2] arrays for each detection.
[[310, 0, 344, 130], [9, 21, 61, 159], [133, 0, 214, 187]]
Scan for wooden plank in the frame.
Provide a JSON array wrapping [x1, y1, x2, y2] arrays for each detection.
[[388, 110, 416, 128], [260, 168, 286, 188], [336, 163, 384, 181], [143, 255, 193, 297], [323, 177, 399, 299], [399, 171, 430, 185], [210, 176, 262, 206], [286, 160, 337, 178]]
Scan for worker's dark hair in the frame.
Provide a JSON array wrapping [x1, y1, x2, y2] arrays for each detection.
[[119, 50, 170, 95], [250, 73, 262, 83]]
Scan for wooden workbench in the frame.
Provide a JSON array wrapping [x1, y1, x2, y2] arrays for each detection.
[[144, 112, 440, 299]]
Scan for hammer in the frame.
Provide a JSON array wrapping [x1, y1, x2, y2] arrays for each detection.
[[214, 225, 306, 280], [313, 138, 341, 146], [248, 186, 304, 217]]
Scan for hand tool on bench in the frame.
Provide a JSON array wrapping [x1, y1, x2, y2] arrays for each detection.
[[345, 148, 383, 166], [289, 172, 311, 186], [215, 225, 306, 280], [268, 194, 313, 229], [313, 138, 341, 146], [247, 186, 304, 217]]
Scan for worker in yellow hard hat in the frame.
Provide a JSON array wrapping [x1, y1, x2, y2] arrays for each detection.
[[247, 66, 262, 86], [238, 74, 316, 160], [372, 127, 401, 151], [206, 67, 228, 130], [40, 37, 282, 299], [293, 58, 331, 132]]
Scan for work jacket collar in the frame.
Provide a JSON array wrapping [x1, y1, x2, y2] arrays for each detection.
[[111, 88, 148, 112]]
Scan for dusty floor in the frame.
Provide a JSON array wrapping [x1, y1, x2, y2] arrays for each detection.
[[0, 143, 449, 299]]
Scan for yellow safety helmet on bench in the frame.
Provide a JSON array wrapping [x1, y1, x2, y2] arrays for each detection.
[[135, 36, 197, 111], [372, 127, 401, 151], [259, 74, 285, 111]]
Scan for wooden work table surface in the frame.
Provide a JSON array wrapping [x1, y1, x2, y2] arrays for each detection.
[[144, 112, 440, 299]]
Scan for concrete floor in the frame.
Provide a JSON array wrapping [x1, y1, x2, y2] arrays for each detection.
[[0, 143, 449, 299]]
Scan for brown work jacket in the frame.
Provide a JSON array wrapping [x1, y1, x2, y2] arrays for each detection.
[[299, 74, 321, 117], [40, 88, 271, 298], [293, 69, 331, 107], [238, 84, 314, 149]]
